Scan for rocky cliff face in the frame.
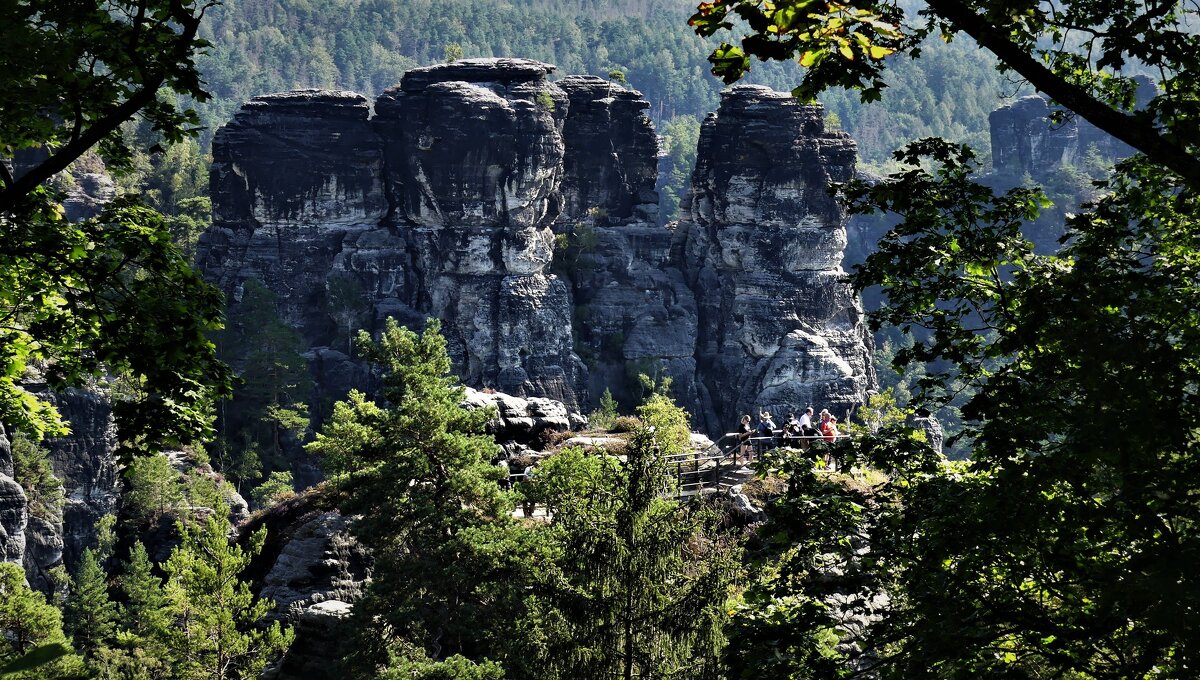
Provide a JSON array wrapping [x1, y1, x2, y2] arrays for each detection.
[[552, 74, 703, 421], [0, 425, 28, 568], [201, 60, 585, 413], [200, 59, 875, 438], [989, 78, 1155, 181], [680, 85, 875, 428]]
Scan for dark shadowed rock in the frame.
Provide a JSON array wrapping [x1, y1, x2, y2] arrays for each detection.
[[240, 489, 368, 680], [989, 77, 1155, 181], [200, 88, 387, 346], [679, 85, 875, 429], [557, 75, 660, 223], [40, 388, 119, 572], [552, 76, 701, 416]]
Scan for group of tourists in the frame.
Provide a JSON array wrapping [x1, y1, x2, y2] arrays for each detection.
[[735, 406, 841, 463]]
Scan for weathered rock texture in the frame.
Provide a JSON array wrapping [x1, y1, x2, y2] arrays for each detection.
[[552, 74, 703, 420], [680, 85, 875, 428], [41, 388, 119, 571], [240, 491, 369, 680], [461, 387, 581, 443], [200, 60, 874, 438], [201, 60, 584, 414], [6, 387, 122, 591], [0, 425, 28, 567]]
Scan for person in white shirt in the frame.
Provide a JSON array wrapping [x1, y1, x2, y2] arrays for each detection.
[[798, 407, 814, 431]]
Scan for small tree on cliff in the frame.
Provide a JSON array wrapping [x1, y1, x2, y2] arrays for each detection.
[[307, 318, 537, 676], [217, 278, 311, 483]]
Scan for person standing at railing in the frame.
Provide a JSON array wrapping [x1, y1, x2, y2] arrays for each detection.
[[782, 412, 802, 447], [738, 414, 753, 464], [756, 411, 776, 456], [823, 416, 839, 442], [796, 407, 814, 450]]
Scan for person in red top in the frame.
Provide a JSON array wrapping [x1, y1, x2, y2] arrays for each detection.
[[819, 409, 838, 442]]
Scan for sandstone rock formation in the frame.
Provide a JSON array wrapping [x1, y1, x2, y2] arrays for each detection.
[[200, 59, 875, 440], [201, 60, 585, 414], [40, 388, 119, 570], [10, 387, 121, 591], [680, 85, 876, 429], [0, 425, 28, 567], [989, 77, 1155, 181], [240, 491, 369, 680], [461, 387, 581, 442], [551, 74, 703, 420]]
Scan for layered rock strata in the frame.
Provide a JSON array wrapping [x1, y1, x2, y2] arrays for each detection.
[[680, 85, 875, 427], [552, 74, 702, 417], [200, 60, 875, 438]]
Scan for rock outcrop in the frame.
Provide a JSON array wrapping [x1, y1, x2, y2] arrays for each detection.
[[552, 74, 703, 418], [0, 425, 28, 567], [6, 387, 120, 591], [201, 60, 585, 414], [200, 60, 875, 440], [680, 85, 875, 428], [989, 77, 1155, 181], [41, 388, 119, 571], [461, 387, 580, 443], [239, 491, 369, 680]]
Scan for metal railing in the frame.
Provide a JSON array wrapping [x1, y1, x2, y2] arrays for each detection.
[[667, 430, 855, 496]]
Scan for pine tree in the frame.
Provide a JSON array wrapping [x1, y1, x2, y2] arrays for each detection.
[[0, 563, 86, 678], [91, 542, 171, 680], [160, 508, 293, 680], [533, 392, 738, 680], [307, 318, 536, 675], [64, 548, 119, 660], [218, 278, 311, 479], [123, 454, 184, 525], [121, 542, 169, 643]]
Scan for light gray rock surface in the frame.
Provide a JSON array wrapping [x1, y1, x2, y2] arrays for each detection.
[[259, 511, 367, 619], [0, 425, 27, 567], [461, 386, 575, 442]]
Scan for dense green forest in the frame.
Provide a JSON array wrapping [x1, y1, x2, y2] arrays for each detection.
[[194, 0, 1004, 168]]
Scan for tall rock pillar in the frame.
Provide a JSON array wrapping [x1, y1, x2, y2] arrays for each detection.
[[680, 85, 875, 429], [373, 58, 584, 409]]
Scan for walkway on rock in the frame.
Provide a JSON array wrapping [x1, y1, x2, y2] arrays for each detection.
[[668, 432, 853, 497]]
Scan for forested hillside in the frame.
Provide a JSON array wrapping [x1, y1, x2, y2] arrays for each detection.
[[195, 0, 1005, 168]]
